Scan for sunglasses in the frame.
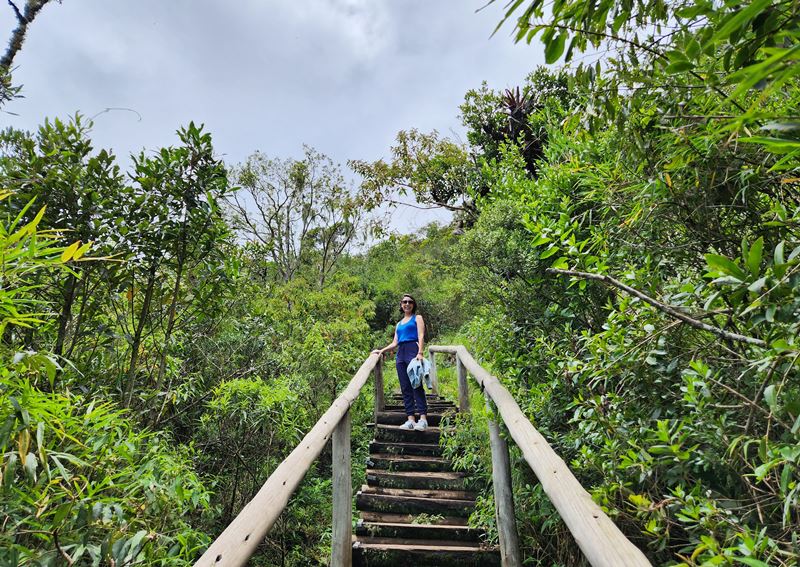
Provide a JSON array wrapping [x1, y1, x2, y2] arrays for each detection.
[[400, 300, 414, 304]]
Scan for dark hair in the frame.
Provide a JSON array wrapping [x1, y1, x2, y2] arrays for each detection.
[[399, 294, 417, 314]]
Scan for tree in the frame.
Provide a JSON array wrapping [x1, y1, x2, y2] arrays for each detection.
[[350, 129, 479, 218], [228, 147, 374, 287], [121, 122, 230, 409], [0, 116, 125, 359], [460, 68, 572, 180]]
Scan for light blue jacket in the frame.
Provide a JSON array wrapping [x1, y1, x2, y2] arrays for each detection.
[[406, 358, 432, 389]]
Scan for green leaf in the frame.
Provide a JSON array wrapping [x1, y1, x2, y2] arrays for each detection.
[[61, 241, 80, 262], [773, 240, 786, 264], [746, 237, 764, 275], [531, 234, 551, 247], [714, 0, 772, 41], [545, 31, 567, 64], [23, 452, 38, 482], [686, 39, 701, 60], [551, 257, 568, 270], [764, 385, 778, 412], [666, 60, 695, 74], [747, 276, 767, 293], [706, 254, 747, 280], [539, 246, 560, 259]]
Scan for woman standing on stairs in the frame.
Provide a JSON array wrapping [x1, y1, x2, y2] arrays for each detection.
[[372, 294, 428, 431]]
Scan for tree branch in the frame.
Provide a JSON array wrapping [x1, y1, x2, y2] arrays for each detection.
[[2, 0, 52, 70], [546, 267, 766, 347]]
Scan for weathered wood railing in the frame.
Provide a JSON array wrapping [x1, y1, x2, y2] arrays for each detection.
[[195, 345, 650, 567], [429, 345, 651, 567], [194, 353, 382, 567]]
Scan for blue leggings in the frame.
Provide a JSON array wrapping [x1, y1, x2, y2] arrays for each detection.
[[396, 341, 427, 417]]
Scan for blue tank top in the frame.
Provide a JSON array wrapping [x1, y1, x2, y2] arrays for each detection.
[[396, 315, 418, 343]]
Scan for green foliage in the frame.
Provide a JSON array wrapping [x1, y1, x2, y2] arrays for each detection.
[[344, 223, 469, 338], [350, 129, 479, 218], [0, 374, 211, 566]]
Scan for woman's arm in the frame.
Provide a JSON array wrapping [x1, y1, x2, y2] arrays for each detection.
[[372, 330, 399, 355], [416, 315, 425, 360]]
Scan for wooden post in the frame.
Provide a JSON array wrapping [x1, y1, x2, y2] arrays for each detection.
[[374, 355, 384, 422], [486, 395, 522, 567], [456, 354, 470, 413], [429, 352, 439, 395], [331, 409, 352, 567]]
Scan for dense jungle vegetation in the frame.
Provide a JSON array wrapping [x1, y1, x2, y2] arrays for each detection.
[[1, 0, 799, 565]]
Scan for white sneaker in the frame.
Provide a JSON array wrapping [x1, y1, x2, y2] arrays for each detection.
[[400, 420, 415, 430], [414, 420, 428, 431]]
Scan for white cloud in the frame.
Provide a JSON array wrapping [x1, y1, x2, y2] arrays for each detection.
[[1, 0, 546, 232]]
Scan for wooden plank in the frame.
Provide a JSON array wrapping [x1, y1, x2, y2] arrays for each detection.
[[446, 346, 651, 567], [456, 355, 470, 413], [486, 395, 522, 567], [430, 352, 439, 395], [194, 353, 380, 567], [331, 409, 352, 567], [374, 356, 385, 418]]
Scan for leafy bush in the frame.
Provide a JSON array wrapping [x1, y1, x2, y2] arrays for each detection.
[[0, 373, 212, 566]]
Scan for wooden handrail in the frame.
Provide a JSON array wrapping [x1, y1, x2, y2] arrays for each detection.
[[429, 345, 651, 567], [194, 353, 381, 567]]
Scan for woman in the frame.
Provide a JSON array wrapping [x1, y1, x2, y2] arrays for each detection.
[[372, 294, 428, 431]]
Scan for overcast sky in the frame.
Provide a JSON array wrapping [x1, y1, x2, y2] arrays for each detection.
[[1, 1, 545, 231]]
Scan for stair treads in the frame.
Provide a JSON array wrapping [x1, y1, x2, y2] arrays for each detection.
[[354, 536, 482, 548], [374, 424, 441, 444], [368, 440, 443, 456], [356, 492, 475, 516], [354, 393, 499, 565], [375, 412, 451, 426], [360, 484, 475, 501], [353, 539, 501, 567], [358, 511, 469, 526], [356, 521, 482, 542], [366, 469, 467, 490]]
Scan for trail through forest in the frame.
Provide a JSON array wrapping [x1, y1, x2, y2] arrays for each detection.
[[1, 0, 799, 565]]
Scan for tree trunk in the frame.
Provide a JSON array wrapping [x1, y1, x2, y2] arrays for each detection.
[[54, 272, 78, 357], [124, 262, 158, 408], [150, 255, 185, 426]]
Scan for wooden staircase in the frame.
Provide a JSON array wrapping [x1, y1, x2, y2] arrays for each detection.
[[352, 393, 500, 566]]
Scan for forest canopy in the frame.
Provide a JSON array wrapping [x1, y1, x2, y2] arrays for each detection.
[[1, 0, 799, 565]]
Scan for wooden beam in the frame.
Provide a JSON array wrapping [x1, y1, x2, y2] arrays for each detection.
[[456, 355, 470, 413], [432, 346, 651, 567], [429, 352, 439, 395], [374, 355, 385, 420], [194, 354, 380, 567], [331, 409, 352, 567], [486, 395, 522, 567]]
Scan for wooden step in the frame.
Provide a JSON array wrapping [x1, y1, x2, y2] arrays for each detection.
[[358, 511, 468, 526], [375, 424, 440, 444], [366, 469, 468, 491], [375, 411, 450, 427], [384, 402, 455, 411], [367, 453, 451, 472], [353, 538, 500, 567], [356, 520, 483, 542], [355, 535, 481, 548], [369, 440, 443, 456], [360, 485, 475, 501], [389, 393, 446, 400], [356, 491, 475, 516]]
